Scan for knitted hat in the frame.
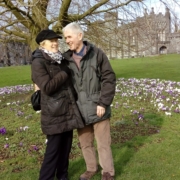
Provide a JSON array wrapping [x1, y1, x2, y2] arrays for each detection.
[[36, 29, 62, 44]]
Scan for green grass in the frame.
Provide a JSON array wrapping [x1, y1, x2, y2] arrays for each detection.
[[1, 54, 180, 87], [1, 54, 180, 180], [112, 54, 180, 81], [0, 66, 31, 87]]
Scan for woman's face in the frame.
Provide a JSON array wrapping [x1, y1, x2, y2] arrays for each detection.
[[41, 38, 59, 53]]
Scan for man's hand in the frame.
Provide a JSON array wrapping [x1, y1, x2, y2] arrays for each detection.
[[97, 105, 105, 118]]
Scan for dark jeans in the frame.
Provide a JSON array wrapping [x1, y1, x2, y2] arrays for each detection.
[[39, 130, 73, 180]]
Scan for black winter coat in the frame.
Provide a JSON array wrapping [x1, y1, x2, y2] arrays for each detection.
[[31, 49, 84, 135]]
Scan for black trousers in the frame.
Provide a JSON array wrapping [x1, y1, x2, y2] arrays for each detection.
[[39, 130, 73, 180]]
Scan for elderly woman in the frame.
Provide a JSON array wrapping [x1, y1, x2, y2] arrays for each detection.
[[31, 29, 84, 180]]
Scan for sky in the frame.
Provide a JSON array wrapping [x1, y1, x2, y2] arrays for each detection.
[[144, 0, 180, 15]]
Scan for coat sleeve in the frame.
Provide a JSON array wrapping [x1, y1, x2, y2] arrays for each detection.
[[97, 48, 116, 107], [31, 59, 68, 96]]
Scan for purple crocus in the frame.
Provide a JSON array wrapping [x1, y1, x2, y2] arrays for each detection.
[[135, 122, 139, 125], [161, 95, 166, 99], [114, 102, 119, 109], [4, 143, 9, 148], [174, 108, 180, 113], [33, 145, 39, 151], [16, 111, 24, 116], [138, 114, 144, 120], [0, 127, 6, 135]]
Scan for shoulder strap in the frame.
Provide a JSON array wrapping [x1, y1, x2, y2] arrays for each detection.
[[89, 47, 101, 79], [94, 46, 102, 79]]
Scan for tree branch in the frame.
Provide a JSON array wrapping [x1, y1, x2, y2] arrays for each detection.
[[0, 8, 10, 15], [92, 0, 143, 15], [31, 0, 50, 29], [67, 0, 109, 22], [58, 0, 71, 24], [67, 0, 142, 22], [2, 28, 28, 39], [2, 0, 33, 28], [0, 21, 19, 30]]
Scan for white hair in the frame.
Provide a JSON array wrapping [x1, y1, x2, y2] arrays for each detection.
[[62, 22, 84, 37]]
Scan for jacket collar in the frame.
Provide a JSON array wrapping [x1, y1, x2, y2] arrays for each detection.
[[63, 41, 93, 61], [32, 49, 53, 62]]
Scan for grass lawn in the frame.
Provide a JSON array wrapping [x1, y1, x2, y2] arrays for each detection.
[[0, 54, 180, 87], [0, 66, 31, 87], [1, 54, 180, 180], [112, 54, 180, 81]]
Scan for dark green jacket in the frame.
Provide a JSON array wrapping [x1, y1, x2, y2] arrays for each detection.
[[63, 41, 116, 125], [31, 49, 84, 135]]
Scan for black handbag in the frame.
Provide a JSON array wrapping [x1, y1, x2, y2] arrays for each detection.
[[31, 90, 41, 111]]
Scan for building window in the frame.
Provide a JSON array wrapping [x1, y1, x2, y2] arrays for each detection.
[[158, 31, 165, 41]]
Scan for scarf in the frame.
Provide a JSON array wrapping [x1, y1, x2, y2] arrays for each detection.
[[40, 47, 63, 64]]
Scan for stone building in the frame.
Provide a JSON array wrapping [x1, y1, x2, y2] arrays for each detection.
[[88, 7, 180, 59], [1, 7, 179, 64], [0, 39, 31, 66]]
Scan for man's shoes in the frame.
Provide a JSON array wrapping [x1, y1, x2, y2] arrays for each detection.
[[101, 172, 114, 180], [79, 171, 98, 180]]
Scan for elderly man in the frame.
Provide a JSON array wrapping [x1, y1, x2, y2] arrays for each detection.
[[62, 22, 116, 180]]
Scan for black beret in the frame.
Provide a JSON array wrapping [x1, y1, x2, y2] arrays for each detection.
[[36, 29, 62, 44]]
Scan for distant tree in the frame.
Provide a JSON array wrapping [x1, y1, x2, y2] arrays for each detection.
[[0, 0, 179, 52]]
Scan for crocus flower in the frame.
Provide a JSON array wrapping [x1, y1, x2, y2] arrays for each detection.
[[165, 112, 171, 116], [114, 102, 119, 108], [0, 127, 6, 135], [16, 111, 24, 116], [33, 145, 38, 151], [138, 114, 144, 120], [23, 126, 29, 131], [4, 143, 9, 148]]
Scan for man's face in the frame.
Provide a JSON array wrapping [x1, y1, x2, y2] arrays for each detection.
[[63, 29, 83, 52]]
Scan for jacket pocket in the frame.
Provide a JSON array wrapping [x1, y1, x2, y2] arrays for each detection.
[[86, 92, 100, 122], [88, 92, 100, 102], [47, 94, 68, 117]]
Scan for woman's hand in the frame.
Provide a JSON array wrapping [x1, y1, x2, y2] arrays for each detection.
[[34, 84, 40, 91]]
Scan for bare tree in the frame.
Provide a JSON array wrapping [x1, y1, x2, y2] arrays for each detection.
[[85, 0, 180, 58], [0, 0, 179, 59], [0, 0, 153, 50]]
